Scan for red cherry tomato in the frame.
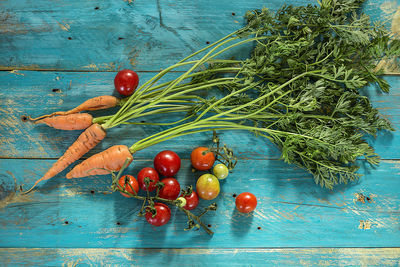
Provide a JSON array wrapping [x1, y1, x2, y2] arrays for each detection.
[[181, 190, 199, 210], [154, 150, 181, 177], [114, 69, 139, 96], [158, 178, 180, 200], [137, 167, 160, 192], [190, 147, 215, 171], [235, 192, 257, 213], [118, 175, 139, 198], [145, 203, 171, 227]]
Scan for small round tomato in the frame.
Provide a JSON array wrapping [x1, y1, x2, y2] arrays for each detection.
[[154, 150, 181, 177], [137, 167, 159, 192], [114, 69, 139, 96], [176, 197, 187, 208], [145, 203, 171, 227], [196, 174, 220, 200], [181, 190, 199, 210], [118, 175, 139, 198], [235, 192, 257, 213], [191, 147, 215, 171], [213, 163, 229, 179], [158, 178, 180, 200]]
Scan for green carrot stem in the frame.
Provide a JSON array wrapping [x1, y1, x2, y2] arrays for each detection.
[[140, 66, 241, 99], [177, 29, 242, 63], [111, 78, 242, 127], [121, 114, 195, 126], [157, 36, 267, 104], [128, 71, 314, 152]]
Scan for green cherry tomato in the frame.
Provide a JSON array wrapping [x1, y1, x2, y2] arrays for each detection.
[[196, 174, 220, 200], [213, 163, 229, 180], [176, 197, 187, 208]]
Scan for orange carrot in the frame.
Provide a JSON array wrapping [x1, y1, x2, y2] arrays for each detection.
[[66, 145, 133, 178], [35, 113, 93, 130], [22, 123, 107, 194], [30, 95, 119, 121]]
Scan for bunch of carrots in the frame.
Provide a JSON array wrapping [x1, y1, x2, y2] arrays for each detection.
[[23, 1, 399, 194]]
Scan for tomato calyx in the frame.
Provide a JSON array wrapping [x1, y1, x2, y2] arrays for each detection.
[[180, 185, 194, 198], [145, 205, 157, 218], [137, 167, 160, 192]]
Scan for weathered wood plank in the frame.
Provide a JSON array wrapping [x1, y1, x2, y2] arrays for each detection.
[[0, 71, 399, 160], [1, 159, 399, 248], [0, 248, 399, 266], [0, 0, 397, 71]]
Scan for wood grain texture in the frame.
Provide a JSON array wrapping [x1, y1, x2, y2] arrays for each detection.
[[0, 248, 399, 266], [1, 159, 399, 248], [1, 0, 400, 265], [0, 71, 398, 160], [0, 0, 395, 71]]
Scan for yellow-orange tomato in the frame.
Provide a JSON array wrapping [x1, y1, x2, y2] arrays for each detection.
[[196, 174, 220, 200]]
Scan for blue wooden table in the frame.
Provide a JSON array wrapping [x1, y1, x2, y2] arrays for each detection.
[[1, 0, 399, 266]]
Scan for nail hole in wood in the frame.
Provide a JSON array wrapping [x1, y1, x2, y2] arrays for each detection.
[[257, 226, 261, 230], [52, 88, 61, 93], [140, 120, 146, 123], [118, 37, 124, 40], [68, 37, 72, 40], [208, 224, 212, 228], [232, 193, 237, 197], [116, 222, 121, 225], [90, 190, 95, 194], [20, 115, 28, 122], [64, 221, 69, 224], [232, 12, 236, 16], [94, 6, 99, 10], [206, 41, 210, 44]]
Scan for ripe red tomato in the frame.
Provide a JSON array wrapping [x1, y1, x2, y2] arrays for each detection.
[[190, 147, 215, 171], [137, 167, 159, 192], [181, 190, 199, 210], [158, 178, 180, 200], [114, 69, 139, 96], [118, 175, 139, 198], [145, 203, 171, 227], [154, 150, 181, 177], [235, 192, 257, 213]]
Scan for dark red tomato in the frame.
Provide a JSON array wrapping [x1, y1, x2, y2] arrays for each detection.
[[158, 178, 180, 200], [191, 147, 215, 171], [235, 192, 257, 213], [137, 167, 160, 192], [153, 150, 181, 177], [145, 203, 171, 227], [114, 69, 139, 96], [181, 191, 199, 210], [118, 175, 139, 198]]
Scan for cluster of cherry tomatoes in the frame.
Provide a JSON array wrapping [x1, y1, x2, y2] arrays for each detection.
[[117, 147, 258, 229], [117, 150, 191, 227], [190, 147, 257, 213]]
